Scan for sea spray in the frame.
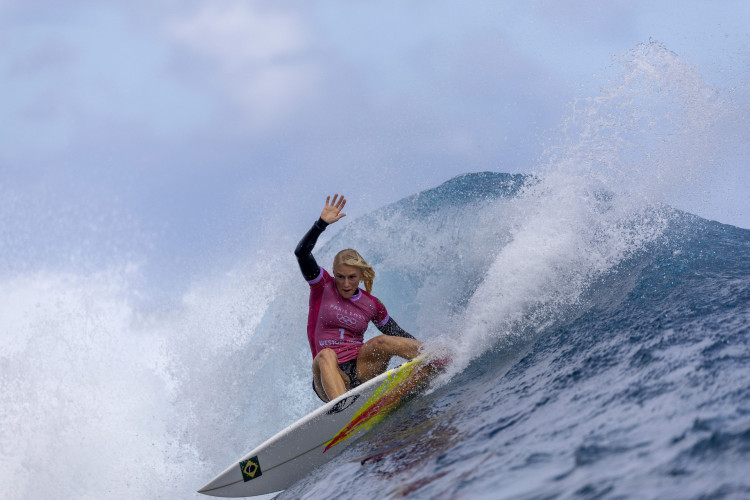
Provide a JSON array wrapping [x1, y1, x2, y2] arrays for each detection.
[[553, 40, 726, 210], [0, 257, 283, 499], [451, 41, 729, 372], [0, 267, 185, 498], [157, 254, 301, 482]]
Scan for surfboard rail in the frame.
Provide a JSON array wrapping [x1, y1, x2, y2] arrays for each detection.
[[198, 354, 447, 497]]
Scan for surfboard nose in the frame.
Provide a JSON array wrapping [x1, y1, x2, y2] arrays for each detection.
[[196, 480, 215, 496], [197, 474, 232, 496]]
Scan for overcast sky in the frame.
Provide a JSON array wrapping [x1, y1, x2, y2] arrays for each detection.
[[1, 0, 748, 289]]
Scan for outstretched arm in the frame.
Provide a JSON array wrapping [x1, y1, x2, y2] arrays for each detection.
[[294, 194, 347, 281]]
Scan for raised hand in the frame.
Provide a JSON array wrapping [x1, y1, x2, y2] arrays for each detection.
[[320, 194, 347, 224]]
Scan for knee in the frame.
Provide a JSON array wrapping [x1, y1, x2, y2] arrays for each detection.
[[315, 348, 339, 367]]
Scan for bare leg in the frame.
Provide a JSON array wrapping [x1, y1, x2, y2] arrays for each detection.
[[356, 335, 422, 383], [312, 348, 350, 402]]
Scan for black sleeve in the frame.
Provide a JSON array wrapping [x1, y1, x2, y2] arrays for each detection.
[[294, 218, 329, 281], [376, 317, 416, 340]]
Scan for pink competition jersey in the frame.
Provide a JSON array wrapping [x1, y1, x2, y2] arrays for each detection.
[[306, 267, 390, 363]]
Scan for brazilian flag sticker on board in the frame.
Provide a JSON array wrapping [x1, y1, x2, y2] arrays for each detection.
[[240, 456, 262, 482]]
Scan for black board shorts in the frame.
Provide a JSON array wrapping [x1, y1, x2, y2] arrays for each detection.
[[312, 358, 361, 402]]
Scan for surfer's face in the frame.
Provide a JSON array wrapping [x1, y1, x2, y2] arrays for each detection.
[[333, 264, 362, 299]]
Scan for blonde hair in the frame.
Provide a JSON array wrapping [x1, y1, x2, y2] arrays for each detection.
[[333, 249, 375, 293]]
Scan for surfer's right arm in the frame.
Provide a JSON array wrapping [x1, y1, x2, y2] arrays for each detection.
[[294, 194, 347, 281]]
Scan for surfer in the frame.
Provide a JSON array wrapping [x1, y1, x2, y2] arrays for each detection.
[[295, 194, 423, 403]]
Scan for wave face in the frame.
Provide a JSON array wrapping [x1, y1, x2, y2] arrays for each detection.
[[273, 42, 750, 499], [273, 171, 750, 500], [2, 42, 748, 499]]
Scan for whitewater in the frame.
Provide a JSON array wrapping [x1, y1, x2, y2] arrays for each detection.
[[2, 42, 749, 499]]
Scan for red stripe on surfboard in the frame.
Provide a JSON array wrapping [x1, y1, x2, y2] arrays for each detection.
[[324, 371, 421, 451]]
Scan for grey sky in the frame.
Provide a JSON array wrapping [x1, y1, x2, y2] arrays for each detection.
[[1, 0, 748, 290]]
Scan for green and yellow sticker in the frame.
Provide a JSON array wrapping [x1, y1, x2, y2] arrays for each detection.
[[239, 456, 262, 482]]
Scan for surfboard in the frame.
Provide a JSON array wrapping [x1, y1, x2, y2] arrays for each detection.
[[198, 354, 447, 498]]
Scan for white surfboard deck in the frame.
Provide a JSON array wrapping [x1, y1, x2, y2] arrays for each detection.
[[198, 355, 444, 498]]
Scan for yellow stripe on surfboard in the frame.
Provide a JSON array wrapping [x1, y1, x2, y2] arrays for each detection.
[[325, 356, 426, 450]]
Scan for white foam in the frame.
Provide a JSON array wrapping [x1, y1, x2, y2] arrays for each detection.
[[0, 257, 286, 499], [450, 41, 727, 371]]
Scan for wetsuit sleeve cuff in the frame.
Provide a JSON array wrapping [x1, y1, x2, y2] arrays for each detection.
[[314, 217, 329, 230]]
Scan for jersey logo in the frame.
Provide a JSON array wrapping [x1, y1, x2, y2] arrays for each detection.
[[327, 394, 360, 415], [240, 456, 262, 481], [336, 313, 357, 326]]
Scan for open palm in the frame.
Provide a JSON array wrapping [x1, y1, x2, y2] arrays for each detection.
[[321, 194, 347, 224]]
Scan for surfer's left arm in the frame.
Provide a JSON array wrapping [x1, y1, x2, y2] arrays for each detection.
[[377, 318, 416, 340], [294, 194, 348, 281]]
